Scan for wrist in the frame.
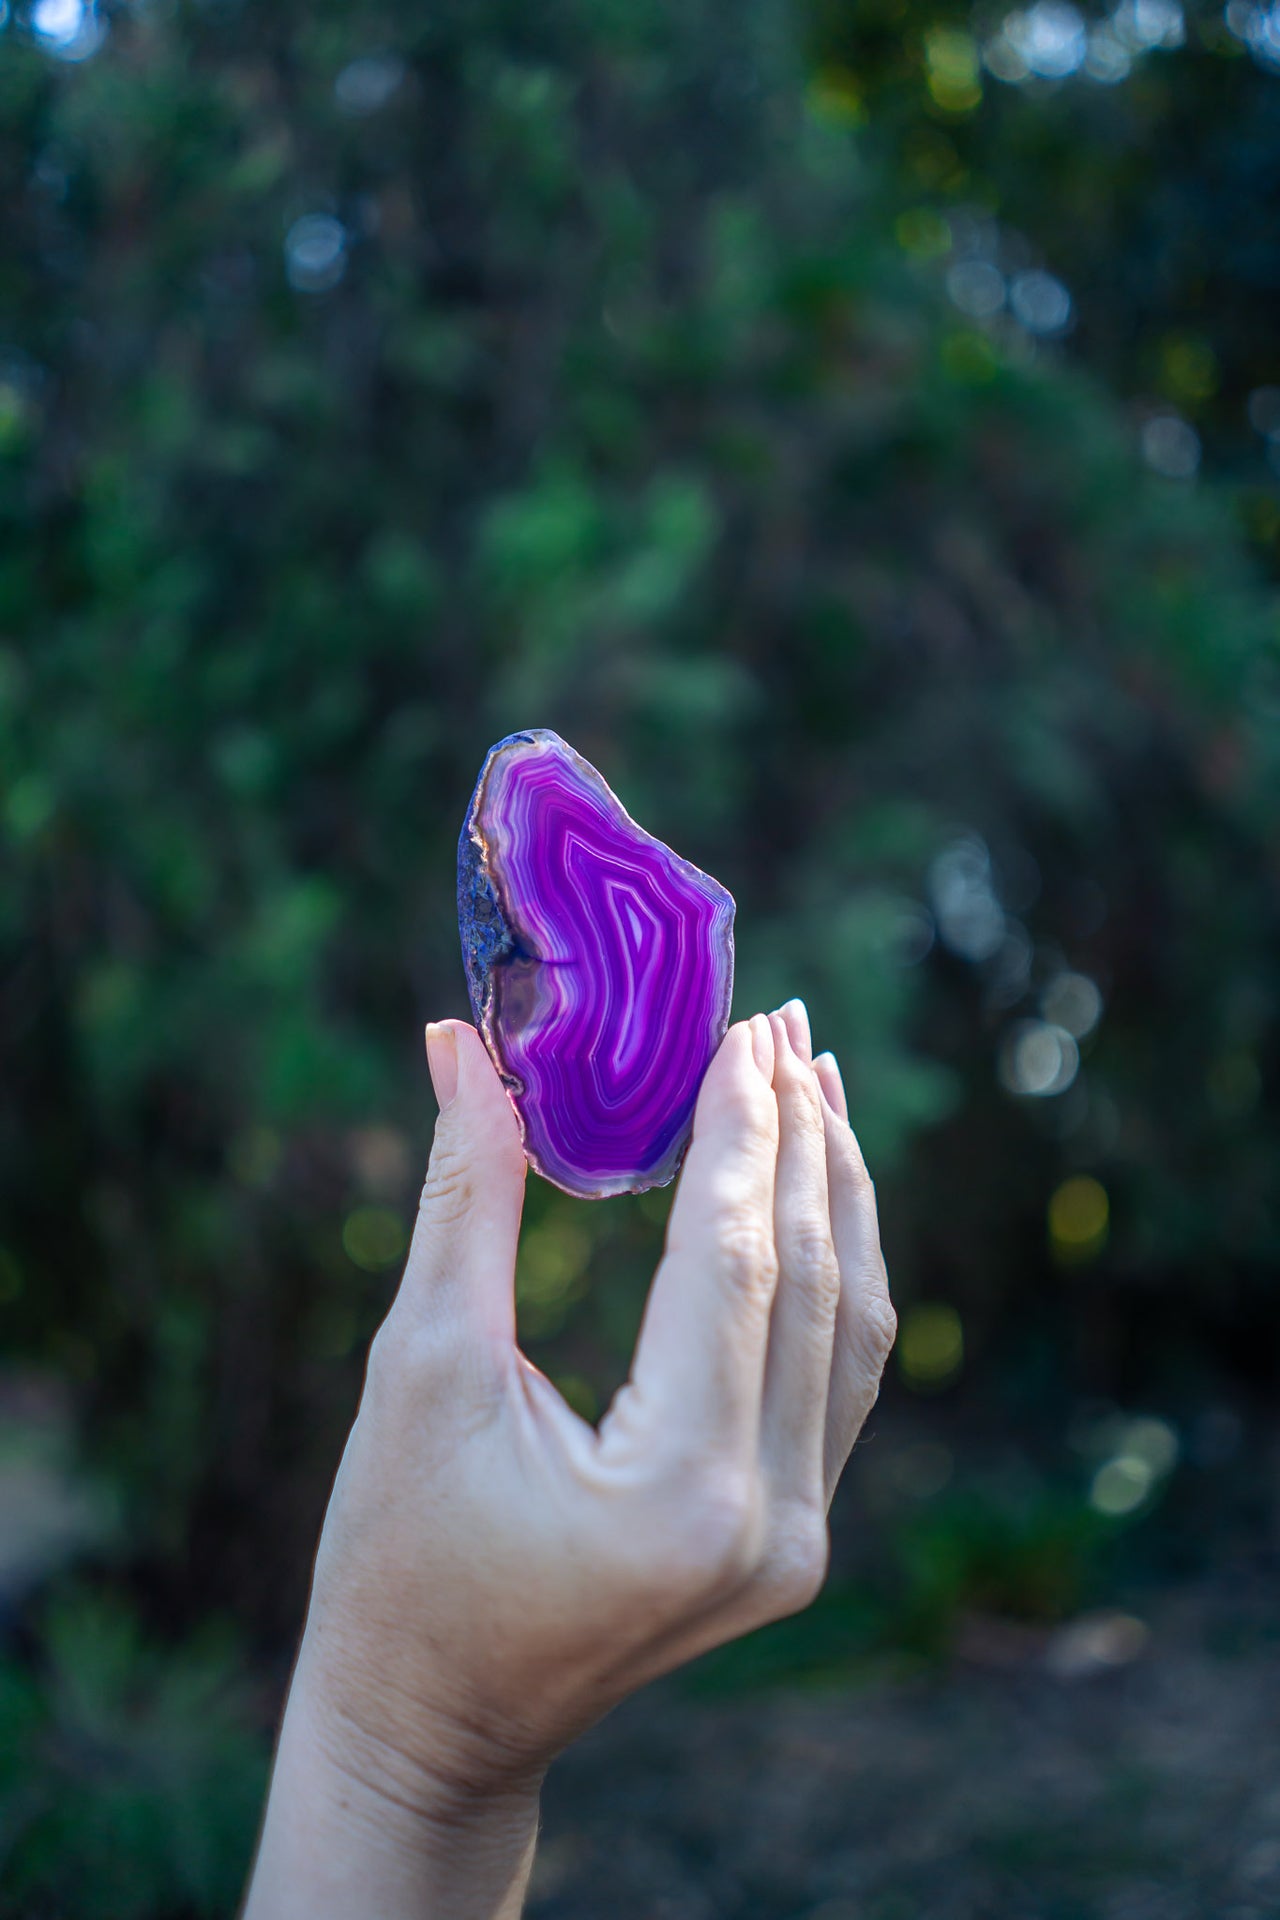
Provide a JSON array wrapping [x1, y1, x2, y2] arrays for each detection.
[[243, 1655, 544, 1920]]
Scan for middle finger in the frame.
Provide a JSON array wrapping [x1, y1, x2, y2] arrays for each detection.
[[759, 1002, 841, 1506]]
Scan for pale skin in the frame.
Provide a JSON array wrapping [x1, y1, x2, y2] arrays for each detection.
[[242, 1000, 896, 1920]]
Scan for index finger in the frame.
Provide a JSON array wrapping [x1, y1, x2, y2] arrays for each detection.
[[613, 1015, 780, 1461]]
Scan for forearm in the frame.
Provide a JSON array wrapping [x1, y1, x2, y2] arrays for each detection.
[[242, 1660, 542, 1920], [241, 1007, 891, 1916]]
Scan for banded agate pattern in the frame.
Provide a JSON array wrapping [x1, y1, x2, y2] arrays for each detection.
[[458, 730, 735, 1198]]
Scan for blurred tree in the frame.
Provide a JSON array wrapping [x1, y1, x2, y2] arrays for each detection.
[[805, 0, 1280, 543], [0, 0, 1275, 1688]]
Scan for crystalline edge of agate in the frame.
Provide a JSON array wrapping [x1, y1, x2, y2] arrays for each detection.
[[456, 728, 736, 1200]]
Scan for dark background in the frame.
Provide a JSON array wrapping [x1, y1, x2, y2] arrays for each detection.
[[1, 0, 1278, 1913]]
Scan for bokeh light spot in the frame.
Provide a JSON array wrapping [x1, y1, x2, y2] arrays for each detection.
[[1124, 1417, 1179, 1477], [1141, 413, 1200, 479], [898, 1302, 964, 1390], [516, 1219, 592, 1338], [518, 1222, 591, 1305], [888, 900, 937, 967], [928, 834, 1006, 958], [1046, 1609, 1148, 1677], [334, 53, 406, 115], [924, 28, 983, 112], [1227, 0, 1280, 66], [33, 0, 79, 39], [807, 68, 866, 125], [1112, 0, 1185, 48], [941, 329, 1000, 383], [1041, 971, 1103, 1038], [31, 0, 103, 58], [1084, 25, 1132, 79], [895, 208, 951, 259], [946, 259, 1005, 320], [1087, 1416, 1177, 1515], [285, 214, 348, 294], [999, 1020, 1079, 1097], [308, 1298, 360, 1361], [1161, 334, 1220, 403], [1009, 268, 1072, 335], [1048, 1175, 1109, 1260], [1089, 1453, 1153, 1515], [996, 1, 1088, 77], [342, 1205, 407, 1273], [348, 1125, 413, 1197]]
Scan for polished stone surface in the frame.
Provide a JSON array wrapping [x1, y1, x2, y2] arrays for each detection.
[[458, 730, 735, 1197]]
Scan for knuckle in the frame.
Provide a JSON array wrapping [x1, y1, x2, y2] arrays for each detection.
[[419, 1139, 476, 1230], [361, 1313, 451, 1408], [743, 1068, 780, 1124], [642, 1464, 765, 1604], [844, 1297, 897, 1392], [838, 1133, 875, 1201], [703, 1072, 776, 1142], [794, 1079, 827, 1135], [850, 1156, 875, 1203], [737, 1089, 780, 1155], [760, 1509, 830, 1616], [703, 1470, 765, 1570], [788, 1220, 841, 1307], [863, 1274, 898, 1361], [716, 1215, 779, 1299]]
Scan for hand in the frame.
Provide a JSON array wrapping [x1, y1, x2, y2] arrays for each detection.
[[243, 1003, 895, 1919]]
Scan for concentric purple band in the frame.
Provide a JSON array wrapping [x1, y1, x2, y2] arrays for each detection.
[[458, 730, 735, 1198]]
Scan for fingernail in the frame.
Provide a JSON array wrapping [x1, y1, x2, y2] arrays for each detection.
[[749, 1012, 774, 1078], [425, 1023, 458, 1110], [814, 1051, 848, 1121], [781, 998, 812, 1061]]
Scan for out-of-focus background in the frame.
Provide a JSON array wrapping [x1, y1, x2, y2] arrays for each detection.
[[2, 0, 1278, 1912]]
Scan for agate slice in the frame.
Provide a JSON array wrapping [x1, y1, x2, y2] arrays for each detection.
[[458, 730, 735, 1198]]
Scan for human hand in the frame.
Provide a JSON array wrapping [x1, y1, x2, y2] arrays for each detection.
[[243, 1003, 894, 1920]]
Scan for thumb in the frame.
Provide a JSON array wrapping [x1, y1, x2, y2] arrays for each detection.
[[395, 1018, 528, 1345]]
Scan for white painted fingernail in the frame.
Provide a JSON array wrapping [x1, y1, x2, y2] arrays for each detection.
[[814, 1050, 848, 1120], [425, 1023, 459, 1109], [783, 998, 812, 1061]]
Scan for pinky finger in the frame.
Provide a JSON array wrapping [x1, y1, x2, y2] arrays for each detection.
[[815, 1066, 897, 1505]]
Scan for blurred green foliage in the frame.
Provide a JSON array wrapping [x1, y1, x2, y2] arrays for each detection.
[[0, 1589, 265, 1917], [1, 0, 1278, 1906], [809, 0, 1280, 506], [689, 1471, 1117, 1691]]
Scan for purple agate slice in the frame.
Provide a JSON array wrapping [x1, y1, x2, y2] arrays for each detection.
[[458, 730, 736, 1199]]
